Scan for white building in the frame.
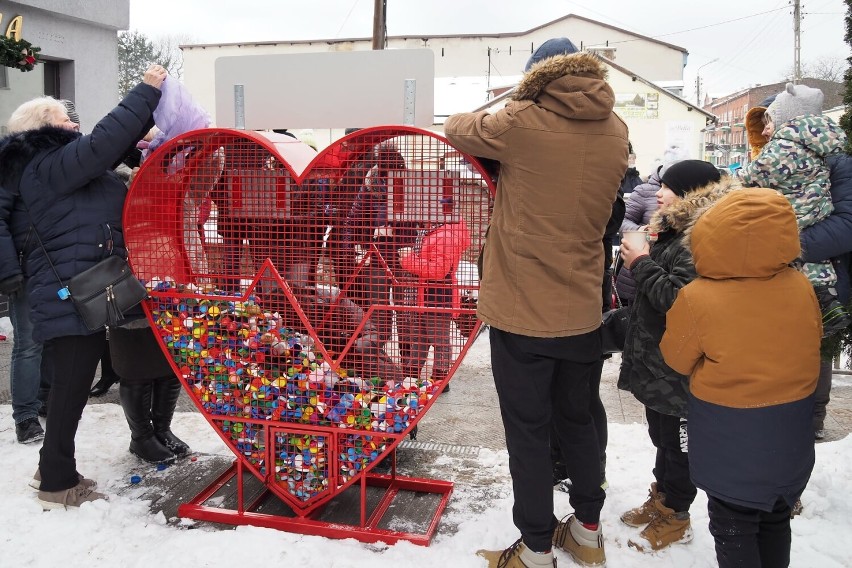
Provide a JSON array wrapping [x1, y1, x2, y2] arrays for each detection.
[[182, 14, 689, 123], [180, 13, 708, 175], [0, 0, 128, 132], [462, 57, 714, 178]]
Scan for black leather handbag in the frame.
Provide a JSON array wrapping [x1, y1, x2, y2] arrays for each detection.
[[601, 305, 630, 354], [65, 255, 148, 330], [600, 269, 630, 354], [26, 214, 147, 331]]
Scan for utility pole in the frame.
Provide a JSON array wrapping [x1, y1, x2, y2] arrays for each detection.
[[793, 0, 802, 83], [372, 0, 386, 50], [695, 58, 719, 106]]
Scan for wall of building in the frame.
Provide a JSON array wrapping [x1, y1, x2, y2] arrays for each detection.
[[703, 91, 750, 168], [0, 0, 128, 132], [606, 72, 710, 178], [182, 15, 687, 127], [425, 62, 710, 180]]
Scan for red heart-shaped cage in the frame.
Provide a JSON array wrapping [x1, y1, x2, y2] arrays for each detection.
[[124, 126, 495, 514]]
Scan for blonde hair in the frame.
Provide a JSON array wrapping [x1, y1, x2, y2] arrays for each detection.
[[7, 96, 67, 134]]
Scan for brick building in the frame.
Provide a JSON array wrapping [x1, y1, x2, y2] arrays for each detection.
[[702, 78, 844, 169]]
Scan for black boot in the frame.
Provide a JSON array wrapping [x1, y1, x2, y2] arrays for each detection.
[[151, 377, 190, 457], [89, 374, 119, 397], [90, 341, 120, 397], [120, 382, 176, 463]]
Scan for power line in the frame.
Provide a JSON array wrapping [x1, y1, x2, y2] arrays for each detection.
[[607, 6, 790, 45], [708, 4, 789, 89], [334, 0, 362, 39]]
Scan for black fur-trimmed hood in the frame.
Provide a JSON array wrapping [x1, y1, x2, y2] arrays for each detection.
[[511, 52, 614, 120], [0, 127, 82, 187]]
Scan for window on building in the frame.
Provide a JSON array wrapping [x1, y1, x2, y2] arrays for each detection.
[[43, 60, 60, 98]]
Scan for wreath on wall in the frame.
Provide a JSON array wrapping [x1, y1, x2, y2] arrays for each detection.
[[0, 35, 40, 72]]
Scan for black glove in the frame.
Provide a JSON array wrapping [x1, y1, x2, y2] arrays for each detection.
[[0, 274, 23, 297]]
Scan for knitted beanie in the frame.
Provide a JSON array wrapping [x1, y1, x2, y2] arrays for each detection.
[[524, 37, 579, 72], [660, 159, 721, 197], [765, 82, 824, 126], [59, 99, 80, 126]]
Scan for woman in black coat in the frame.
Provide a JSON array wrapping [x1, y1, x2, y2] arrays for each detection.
[[0, 64, 166, 509], [800, 154, 852, 438]]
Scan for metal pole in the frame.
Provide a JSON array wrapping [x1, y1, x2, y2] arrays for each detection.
[[793, 0, 802, 83], [372, 0, 386, 50], [695, 58, 719, 105], [403, 79, 416, 126], [234, 84, 245, 130]]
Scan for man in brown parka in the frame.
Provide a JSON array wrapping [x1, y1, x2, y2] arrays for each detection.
[[445, 38, 628, 568]]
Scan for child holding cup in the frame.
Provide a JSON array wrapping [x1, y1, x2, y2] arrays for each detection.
[[616, 160, 727, 553]]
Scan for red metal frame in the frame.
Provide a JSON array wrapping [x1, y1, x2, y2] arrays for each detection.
[[177, 449, 453, 546], [125, 126, 492, 545]]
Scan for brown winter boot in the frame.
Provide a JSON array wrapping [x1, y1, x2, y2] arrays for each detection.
[[620, 482, 665, 527], [628, 499, 693, 552], [477, 538, 556, 567], [553, 515, 606, 566]]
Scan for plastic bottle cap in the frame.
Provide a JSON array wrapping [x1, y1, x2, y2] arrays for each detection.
[[130, 475, 142, 484]]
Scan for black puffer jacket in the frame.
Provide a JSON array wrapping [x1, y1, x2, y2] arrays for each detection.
[[617, 179, 739, 417], [800, 154, 852, 304], [0, 83, 160, 342]]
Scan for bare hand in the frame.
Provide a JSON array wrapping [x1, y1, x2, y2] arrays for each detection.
[[143, 64, 167, 89], [620, 238, 650, 268]]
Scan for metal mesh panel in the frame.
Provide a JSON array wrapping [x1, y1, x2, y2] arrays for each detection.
[[127, 127, 494, 510]]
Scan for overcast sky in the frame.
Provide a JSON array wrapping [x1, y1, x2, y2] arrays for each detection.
[[129, 0, 849, 98]]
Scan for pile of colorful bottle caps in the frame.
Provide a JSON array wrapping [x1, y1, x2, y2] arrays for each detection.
[[147, 281, 436, 501]]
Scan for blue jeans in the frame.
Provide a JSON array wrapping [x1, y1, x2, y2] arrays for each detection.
[[9, 288, 44, 423]]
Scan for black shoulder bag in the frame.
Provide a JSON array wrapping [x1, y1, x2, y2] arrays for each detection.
[[25, 211, 147, 331], [600, 263, 630, 354]]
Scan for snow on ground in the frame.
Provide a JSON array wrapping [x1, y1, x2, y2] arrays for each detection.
[[1, 400, 850, 567], [1, 322, 850, 566]]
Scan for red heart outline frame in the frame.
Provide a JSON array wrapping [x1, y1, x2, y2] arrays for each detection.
[[124, 126, 494, 514]]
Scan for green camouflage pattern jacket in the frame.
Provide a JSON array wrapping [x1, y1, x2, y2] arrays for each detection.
[[740, 115, 847, 284]]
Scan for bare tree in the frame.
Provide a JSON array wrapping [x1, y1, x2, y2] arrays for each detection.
[[152, 33, 194, 80], [118, 30, 192, 99], [784, 56, 847, 82]]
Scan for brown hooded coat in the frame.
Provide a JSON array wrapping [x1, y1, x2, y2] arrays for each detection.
[[662, 187, 821, 408], [444, 52, 628, 337]]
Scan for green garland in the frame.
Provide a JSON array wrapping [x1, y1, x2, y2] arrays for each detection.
[[0, 35, 40, 72]]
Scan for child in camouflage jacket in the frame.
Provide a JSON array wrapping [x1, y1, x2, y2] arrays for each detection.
[[740, 82, 848, 335]]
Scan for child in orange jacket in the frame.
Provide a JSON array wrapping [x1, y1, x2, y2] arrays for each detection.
[[661, 188, 820, 568]]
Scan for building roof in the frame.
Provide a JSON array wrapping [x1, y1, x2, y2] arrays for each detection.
[[465, 54, 712, 120], [180, 13, 688, 54]]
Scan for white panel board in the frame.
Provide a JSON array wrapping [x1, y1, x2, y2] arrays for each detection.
[[214, 50, 435, 129]]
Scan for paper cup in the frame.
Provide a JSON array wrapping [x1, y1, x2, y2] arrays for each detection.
[[621, 230, 650, 249]]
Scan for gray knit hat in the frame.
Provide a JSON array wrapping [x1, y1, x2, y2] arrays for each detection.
[[765, 82, 823, 127], [59, 99, 80, 126], [524, 37, 579, 72]]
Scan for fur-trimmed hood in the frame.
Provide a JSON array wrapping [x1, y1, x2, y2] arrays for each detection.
[[0, 127, 82, 188], [511, 52, 614, 120], [649, 177, 742, 237]]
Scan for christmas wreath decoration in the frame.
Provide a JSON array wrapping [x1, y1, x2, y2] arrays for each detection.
[[0, 35, 40, 72]]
